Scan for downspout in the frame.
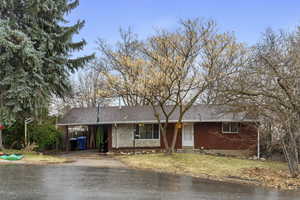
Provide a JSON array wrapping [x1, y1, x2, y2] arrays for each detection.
[[257, 128, 260, 159], [96, 104, 100, 150], [117, 97, 121, 149], [96, 104, 100, 123]]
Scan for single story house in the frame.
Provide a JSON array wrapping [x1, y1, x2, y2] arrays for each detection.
[[57, 105, 258, 155]]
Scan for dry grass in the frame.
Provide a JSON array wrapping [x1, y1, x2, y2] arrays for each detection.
[[118, 153, 300, 190], [1, 150, 69, 164]]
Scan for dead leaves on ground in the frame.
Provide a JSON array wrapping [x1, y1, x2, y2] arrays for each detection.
[[242, 167, 300, 190]]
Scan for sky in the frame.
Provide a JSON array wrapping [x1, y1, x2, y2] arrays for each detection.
[[66, 0, 300, 57]]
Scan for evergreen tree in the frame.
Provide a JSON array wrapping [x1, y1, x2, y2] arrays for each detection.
[[0, 0, 93, 149]]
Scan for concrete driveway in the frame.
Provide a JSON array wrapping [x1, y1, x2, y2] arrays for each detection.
[[59, 150, 126, 168]]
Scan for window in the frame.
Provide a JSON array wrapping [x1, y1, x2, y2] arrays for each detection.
[[222, 122, 240, 134], [135, 124, 159, 139]]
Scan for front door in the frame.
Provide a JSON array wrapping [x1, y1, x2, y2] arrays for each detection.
[[182, 124, 194, 147]]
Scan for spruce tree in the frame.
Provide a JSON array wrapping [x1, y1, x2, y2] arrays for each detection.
[[0, 0, 93, 149]]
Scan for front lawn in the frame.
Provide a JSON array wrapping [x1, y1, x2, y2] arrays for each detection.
[[0, 150, 70, 164], [118, 153, 300, 190]]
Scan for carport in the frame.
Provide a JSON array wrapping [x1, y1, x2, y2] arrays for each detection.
[[59, 124, 110, 152]]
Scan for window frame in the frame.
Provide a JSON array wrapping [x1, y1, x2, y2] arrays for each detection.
[[135, 124, 160, 140], [222, 122, 240, 134]]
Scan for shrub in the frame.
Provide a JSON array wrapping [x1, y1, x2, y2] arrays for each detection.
[[2, 121, 25, 149], [29, 123, 62, 151]]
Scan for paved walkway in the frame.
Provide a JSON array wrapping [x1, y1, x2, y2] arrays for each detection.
[[59, 150, 126, 168]]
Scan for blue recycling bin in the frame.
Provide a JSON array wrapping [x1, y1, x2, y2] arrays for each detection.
[[77, 136, 87, 150]]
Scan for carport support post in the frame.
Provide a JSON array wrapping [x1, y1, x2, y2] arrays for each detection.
[[133, 137, 135, 155], [65, 126, 69, 152]]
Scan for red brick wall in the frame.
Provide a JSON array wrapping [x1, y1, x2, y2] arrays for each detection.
[[107, 122, 257, 151], [194, 122, 257, 150]]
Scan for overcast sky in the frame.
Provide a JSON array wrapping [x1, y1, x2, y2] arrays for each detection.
[[66, 0, 300, 57]]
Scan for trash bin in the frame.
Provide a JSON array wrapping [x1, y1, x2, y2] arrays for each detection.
[[99, 139, 108, 153], [70, 138, 77, 151], [77, 136, 87, 150]]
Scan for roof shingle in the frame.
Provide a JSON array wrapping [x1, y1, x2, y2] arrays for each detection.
[[57, 105, 256, 126]]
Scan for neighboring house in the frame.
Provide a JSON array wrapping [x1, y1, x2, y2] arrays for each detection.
[[57, 105, 258, 155]]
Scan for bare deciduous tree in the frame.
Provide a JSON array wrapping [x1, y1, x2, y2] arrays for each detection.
[[75, 59, 111, 108], [50, 59, 112, 117], [97, 28, 148, 106], [222, 29, 300, 177], [99, 19, 245, 153]]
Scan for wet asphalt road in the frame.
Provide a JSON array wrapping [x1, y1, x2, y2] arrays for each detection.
[[0, 165, 299, 200]]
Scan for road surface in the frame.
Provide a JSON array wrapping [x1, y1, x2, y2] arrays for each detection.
[[0, 164, 299, 200]]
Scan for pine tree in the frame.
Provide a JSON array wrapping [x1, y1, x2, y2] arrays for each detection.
[[0, 0, 94, 149]]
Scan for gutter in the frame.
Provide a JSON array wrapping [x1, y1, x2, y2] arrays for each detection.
[[56, 119, 258, 126]]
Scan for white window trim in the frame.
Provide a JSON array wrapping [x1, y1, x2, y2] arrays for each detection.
[[222, 122, 240, 134], [135, 124, 160, 140]]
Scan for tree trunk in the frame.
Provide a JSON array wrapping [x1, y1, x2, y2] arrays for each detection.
[[170, 115, 184, 153], [0, 130, 4, 150], [170, 125, 180, 153], [160, 126, 171, 154], [281, 135, 299, 178]]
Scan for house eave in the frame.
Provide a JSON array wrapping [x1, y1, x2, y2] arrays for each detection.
[[56, 119, 258, 126]]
